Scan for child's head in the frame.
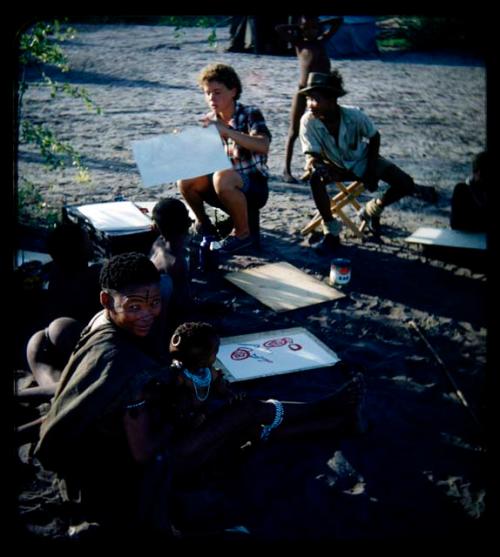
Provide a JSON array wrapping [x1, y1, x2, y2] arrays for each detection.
[[100, 252, 162, 337], [170, 322, 220, 369], [47, 222, 92, 270], [152, 197, 192, 240], [198, 63, 242, 101], [300, 16, 322, 40]]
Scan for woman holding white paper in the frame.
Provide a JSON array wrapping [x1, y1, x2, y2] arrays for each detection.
[[178, 63, 271, 254]]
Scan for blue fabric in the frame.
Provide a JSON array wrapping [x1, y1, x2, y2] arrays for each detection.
[[322, 15, 379, 58]]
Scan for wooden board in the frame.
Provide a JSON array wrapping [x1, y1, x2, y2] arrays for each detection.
[[405, 227, 486, 251], [216, 326, 340, 382], [225, 261, 345, 312]]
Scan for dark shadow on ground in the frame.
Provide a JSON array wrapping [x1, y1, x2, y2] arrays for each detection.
[[24, 66, 192, 90]]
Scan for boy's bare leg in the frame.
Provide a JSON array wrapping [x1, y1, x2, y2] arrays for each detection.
[[177, 176, 213, 230], [283, 92, 306, 183], [212, 169, 250, 239]]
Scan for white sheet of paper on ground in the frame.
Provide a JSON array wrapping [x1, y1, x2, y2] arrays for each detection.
[[74, 201, 153, 235], [216, 327, 340, 382], [225, 261, 345, 312], [16, 250, 52, 268], [131, 125, 232, 187], [405, 227, 486, 250]]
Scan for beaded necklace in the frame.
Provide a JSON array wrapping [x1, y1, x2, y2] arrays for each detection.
[[182, 367, 212, 402]]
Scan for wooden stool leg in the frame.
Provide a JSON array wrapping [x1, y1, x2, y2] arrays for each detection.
[[301, 181, 366, 238]]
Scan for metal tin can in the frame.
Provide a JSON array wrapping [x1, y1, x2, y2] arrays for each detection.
[[329, 258, 351, 286]]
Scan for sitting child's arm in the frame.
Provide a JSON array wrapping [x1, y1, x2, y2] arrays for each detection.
[[212, 368, 245, 403]]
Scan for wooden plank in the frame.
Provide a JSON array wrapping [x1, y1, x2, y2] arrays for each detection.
[[405, 227, 486, 250], [225, 261, 345, 312], [216, 326, 341, 382]]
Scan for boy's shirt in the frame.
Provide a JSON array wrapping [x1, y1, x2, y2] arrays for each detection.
[[206, 101, 272, 177], [299, 104, 377, 178]]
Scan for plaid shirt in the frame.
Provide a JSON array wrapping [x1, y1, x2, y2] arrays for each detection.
[[207, 101, 271, 177]]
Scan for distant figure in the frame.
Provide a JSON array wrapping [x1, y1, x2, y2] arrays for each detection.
[[299, 70, 416, 252], [45, 221, 102, 322], [177, 63, 271, 254], [275, 15, 344, 183], [225, 16, 253, 53], [450, 151, 488, 232], [149, 197, 193, 331]]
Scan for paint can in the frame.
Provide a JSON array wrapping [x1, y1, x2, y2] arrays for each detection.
[[329, 258, 351, 287]]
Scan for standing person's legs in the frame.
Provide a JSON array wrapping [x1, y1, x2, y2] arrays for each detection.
[[283, 92, 307, 183]]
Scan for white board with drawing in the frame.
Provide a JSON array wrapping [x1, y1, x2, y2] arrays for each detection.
[[216, 327, 340, 382], [131, 125, 232, 187]]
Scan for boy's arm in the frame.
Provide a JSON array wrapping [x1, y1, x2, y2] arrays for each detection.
[[319, 16, 344, 41]]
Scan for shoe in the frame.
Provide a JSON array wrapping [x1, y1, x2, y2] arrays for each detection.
[[219, 235, 253, 254], [312, 233, 341, 255]]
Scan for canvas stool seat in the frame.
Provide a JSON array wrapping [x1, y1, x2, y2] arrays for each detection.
[[301, 180, 368, 239]]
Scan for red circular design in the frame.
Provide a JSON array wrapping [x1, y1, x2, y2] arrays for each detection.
[[231, 348, 251, 360]]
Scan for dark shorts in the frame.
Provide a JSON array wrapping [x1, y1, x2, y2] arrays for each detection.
[[207, 170, 269, 209]]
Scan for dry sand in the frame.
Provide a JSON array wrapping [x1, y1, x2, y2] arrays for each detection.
[[14, 23, 492, 544]]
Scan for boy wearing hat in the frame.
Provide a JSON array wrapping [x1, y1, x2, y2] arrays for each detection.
[[299, 69, 416, 251]]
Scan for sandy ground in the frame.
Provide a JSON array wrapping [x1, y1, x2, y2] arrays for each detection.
[[14, 23, 492, 545]]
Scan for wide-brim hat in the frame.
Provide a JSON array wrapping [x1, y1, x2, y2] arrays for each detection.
[[298, 72, 347, 97]]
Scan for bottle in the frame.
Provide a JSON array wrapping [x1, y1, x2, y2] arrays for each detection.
[[198, 235, 212, 271], [208, 240, 221, 271]]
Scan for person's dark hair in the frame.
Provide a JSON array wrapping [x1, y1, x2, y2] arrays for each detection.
[[47, 222, 91, 268], [100, 252, 160, 291], [198, 63, 242, 100], [152, 198, 192, 239], [169, 322, 219, 361]]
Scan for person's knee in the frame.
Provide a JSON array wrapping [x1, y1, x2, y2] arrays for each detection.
[[213, 170, 242, 194], [48, 317, 83, 357]]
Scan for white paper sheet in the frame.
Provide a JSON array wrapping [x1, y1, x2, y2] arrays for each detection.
[[216, 327, 340, 382], [405, 227, 486, 250], [74, 201, 153, 233], [131, 125, 232, 187]]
